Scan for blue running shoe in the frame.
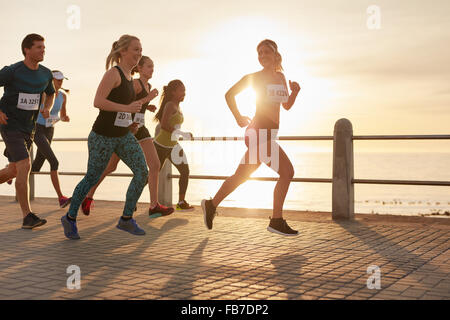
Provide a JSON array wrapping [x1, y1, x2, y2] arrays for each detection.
[[116, 217, 146, 236], [61, 214, 80, 240]]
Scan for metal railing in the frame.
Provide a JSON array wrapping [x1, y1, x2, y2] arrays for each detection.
[[1, 118, 449, 220]]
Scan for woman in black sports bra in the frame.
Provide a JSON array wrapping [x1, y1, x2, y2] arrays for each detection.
[[61, 35, 155, 240], [80, 56, 174, 217]]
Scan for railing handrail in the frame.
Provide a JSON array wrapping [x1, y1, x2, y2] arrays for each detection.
[[3, 134, 448, 143], [2, 126, 449, 219]]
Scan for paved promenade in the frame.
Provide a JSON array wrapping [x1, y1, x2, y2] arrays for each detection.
[[0, 196, 448, 300]]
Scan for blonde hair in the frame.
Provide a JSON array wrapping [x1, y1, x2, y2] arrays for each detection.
[[257, 39, 283, 72], [131, 56, 153, 76], [105, 35, 140, 70]]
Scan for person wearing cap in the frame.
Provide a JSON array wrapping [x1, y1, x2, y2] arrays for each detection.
[[31, 70, 71, 208], [0, 33, 55, 229]]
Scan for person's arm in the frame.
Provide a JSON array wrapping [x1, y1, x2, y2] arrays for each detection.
[[160, 102, 177, 133], [40, 71, 56, 118], [0, 65, 13, 88], [40, 93, 54, 119], [60, 93, 70, 122], [147, 104, 157, 112], [280, 73, 300, 110], [94, 68, 141, 113], [225, 74, 252, 127], [0, 66, 13, 123]]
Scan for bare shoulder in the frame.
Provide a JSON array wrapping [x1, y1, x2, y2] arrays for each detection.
[[277, 71, 286, 81], [103, 67, 121, 87]]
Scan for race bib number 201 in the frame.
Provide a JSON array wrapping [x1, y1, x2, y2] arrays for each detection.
[[17, 93, 40, 110], [114, 112, 132, 127]]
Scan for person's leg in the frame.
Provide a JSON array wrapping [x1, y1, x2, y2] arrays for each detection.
[[0, 129, 41, 222], [212, 150, 261, 207], [146, 142, 174, 216], [86, 153, 121, 198], [138, 138, 160, 208], [267, 142, 294, 219], [202, 151, 260, 229], [114, 133, 148, 218], [0, 163, 16, 183], [14, 158, 32, 217], [264, 140, 298, 236], [66, 131, 116, 219], [32, 125, 65, 199], [31, 150, 46, 173], [31, 125, 50, 173]]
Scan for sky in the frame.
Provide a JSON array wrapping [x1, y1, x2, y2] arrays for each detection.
[[0, 0, 449, 152]]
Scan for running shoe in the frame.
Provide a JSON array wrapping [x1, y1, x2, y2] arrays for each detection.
[[176, 200, 195, 212], [61, 214, 80, 240], [22, 212, 47, 229], [81, 197, 94, 216], [267, 218, 299, 236], [201, 199, 217, 230], [59, 196, 72, 208], [116, 217, 146, 236], [148, 203, 174, 218]]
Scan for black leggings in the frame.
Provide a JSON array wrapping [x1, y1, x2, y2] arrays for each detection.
[[32, 124, 59, 171], [155, 142, 189, 197]]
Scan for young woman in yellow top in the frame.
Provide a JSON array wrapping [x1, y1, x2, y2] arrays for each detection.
[[153, 80, 194, 214]]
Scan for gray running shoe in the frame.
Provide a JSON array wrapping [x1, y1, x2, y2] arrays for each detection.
[[116, 217, 146, 236]]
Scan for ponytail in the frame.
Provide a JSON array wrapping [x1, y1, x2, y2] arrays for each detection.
[[105, 35, 140, 70], [154, 80, 184, 122]]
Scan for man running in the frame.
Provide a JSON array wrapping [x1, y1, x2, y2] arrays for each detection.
[[0, 33, 55, 229]]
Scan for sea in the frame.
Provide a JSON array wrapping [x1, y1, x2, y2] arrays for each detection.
[[1, 140, 449, 217]]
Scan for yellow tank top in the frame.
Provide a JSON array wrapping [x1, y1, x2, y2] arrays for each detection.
[[154, 109, 184, 147]]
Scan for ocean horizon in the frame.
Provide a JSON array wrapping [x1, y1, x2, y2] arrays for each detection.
[[1, 140, 449, 217]]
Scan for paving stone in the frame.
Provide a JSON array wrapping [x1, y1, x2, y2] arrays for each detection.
[[0, 196, 448, 300]]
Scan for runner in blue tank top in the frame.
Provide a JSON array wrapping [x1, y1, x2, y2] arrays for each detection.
[[32, 70, 72, 208], [61, 35, 154, 240], [0, 34, 55, 230]]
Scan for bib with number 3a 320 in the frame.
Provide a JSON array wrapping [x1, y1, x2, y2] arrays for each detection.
[[114, 112, 132, 127], [266, 84, 288, 103], [17, 93, 40, 110]]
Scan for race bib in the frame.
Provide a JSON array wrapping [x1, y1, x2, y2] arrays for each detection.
[[114, 112, 132, 127], [267, 84, 288, 103], [133, 112, 145, 128], [45, 115, 60, 127], [17, 93, 40, 110]]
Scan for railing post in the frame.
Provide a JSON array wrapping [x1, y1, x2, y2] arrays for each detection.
[[158, 160, 172, 207], [332, 118, 354, 220], [155, 124, 173, 207], [29, 144, 35, 201]]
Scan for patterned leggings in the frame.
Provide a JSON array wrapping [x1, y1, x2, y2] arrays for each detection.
[[67, 131, 148, 218]]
